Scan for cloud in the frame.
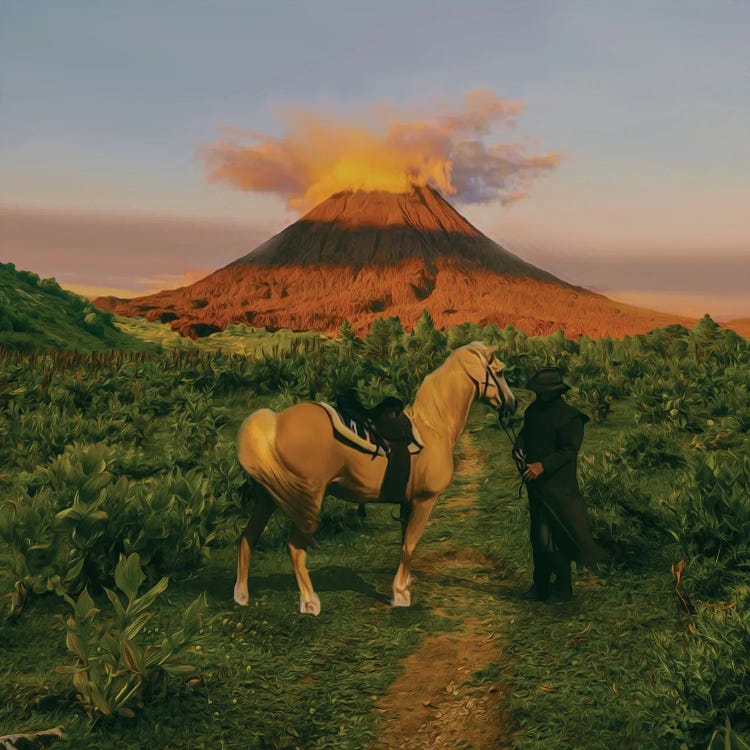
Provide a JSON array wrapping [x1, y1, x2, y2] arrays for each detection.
[[201, 89, 560, 210]]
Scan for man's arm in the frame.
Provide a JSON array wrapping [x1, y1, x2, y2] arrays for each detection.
[[541, 417, 584, 475]]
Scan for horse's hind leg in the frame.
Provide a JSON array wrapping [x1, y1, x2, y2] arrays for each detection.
[[288, 528, 321, 616], [234, 485, 276, 606], [392, 495, 437, 607]]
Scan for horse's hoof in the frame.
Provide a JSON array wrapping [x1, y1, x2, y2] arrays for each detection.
[[300, 594, 321, 616], [234, 584, 250, 607], [391, 590, 411, 607]]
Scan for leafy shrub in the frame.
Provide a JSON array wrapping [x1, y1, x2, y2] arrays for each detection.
[[617, 423, 685, 470], [631, 372, 710, 432], [580, 450, 675, 566], [671, 448, 750, 600], [56, 553, 206, 720], [652, 588, 750, 746], [569, 379, 614, 422], [0, 443, 226, 614], [691, 416, 749, 452]]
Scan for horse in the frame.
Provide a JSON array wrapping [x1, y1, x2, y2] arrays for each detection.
[[233, 341, 516, 615]]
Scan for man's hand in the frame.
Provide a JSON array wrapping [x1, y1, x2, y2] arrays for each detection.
[[523, 461, 544, 481]]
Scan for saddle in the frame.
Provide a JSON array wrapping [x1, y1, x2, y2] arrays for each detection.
[[315, 401, 424, 456], [316, 395, 423, 504]]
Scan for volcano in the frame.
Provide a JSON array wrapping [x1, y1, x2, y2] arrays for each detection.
[[94, 186, 691, 338], [231, 186, 559, 279]]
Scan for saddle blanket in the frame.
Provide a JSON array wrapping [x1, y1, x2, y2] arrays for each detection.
[[315, 402, 424, 456]]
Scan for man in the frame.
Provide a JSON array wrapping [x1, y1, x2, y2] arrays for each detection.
[[513, 367, 608, 604]]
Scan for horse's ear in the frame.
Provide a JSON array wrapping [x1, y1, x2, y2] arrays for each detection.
[[486, 344, 498, 359]]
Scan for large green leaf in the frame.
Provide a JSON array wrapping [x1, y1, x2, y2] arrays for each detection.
[[128, 576, 169, 617], [114, 553, 145, 602]]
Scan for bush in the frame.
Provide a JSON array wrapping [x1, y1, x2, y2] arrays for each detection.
[[580, 450, 675, 566], [617, 423, 685, 470], [652, 589, 750, 745], [671, 448, 750, 600], [56, 553, 206, 720], [0, 443, 227, 615]]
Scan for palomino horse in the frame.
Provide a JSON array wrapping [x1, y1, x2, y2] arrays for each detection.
[[233, 341, 516, 615]]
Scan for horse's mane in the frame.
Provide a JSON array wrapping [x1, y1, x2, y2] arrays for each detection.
[[409, 342, 491, 432]]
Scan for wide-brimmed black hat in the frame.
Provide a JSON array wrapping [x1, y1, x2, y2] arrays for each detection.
[[527, 367, 571, 394]]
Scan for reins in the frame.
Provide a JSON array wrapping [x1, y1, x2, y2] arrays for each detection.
[[467, 358, 526, 499], [496, 413, 527, 499], [469, 360, 527, 499]]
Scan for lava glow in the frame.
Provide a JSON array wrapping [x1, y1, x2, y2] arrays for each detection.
[[201, 89, 561, 210]]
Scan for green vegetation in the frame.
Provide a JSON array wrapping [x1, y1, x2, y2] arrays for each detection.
[[57, 553, 206, 720], [113, 316, 327, 356], [0, 312, 748, 748], [0, 263, 145, 351]]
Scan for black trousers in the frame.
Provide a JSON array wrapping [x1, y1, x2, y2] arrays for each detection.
[[529, 497, 572, 597]]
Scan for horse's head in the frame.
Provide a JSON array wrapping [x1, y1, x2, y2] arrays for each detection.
[[457, 342, 517, 417]]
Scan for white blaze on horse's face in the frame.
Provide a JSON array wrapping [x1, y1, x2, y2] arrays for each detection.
[[482, 347, 517, 416]]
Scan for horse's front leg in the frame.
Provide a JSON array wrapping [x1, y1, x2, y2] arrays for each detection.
[[392, 495, 437, 607]]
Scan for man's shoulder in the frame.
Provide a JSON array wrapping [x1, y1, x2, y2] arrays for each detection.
[[523, 398, 589, 424], [554, 400, 589, 427]]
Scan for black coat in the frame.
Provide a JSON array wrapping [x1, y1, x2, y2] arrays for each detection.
[[515, 395, 608, 564]]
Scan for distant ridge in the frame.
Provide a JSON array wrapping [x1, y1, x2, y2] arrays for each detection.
[[0, 262, 144, 351]]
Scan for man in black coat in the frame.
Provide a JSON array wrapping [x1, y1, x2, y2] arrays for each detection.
[[513, 367, 608, 604]]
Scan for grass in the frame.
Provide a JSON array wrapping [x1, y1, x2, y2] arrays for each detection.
[[0, 394, 449, 749], [0, 390, 738, 748], [457, 396, 711, 749], [113, 316, 327, 355], [1, 507, 447, 750]]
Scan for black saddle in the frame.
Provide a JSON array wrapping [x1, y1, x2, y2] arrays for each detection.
[[335, 389, 414, 503]]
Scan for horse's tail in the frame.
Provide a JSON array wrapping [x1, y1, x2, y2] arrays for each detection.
[[236, 408, 318, 534]]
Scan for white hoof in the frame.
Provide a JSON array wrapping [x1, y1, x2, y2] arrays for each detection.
[[234, 583, 249, 606], [299, 593, 321, 616], [391, 589, 411, 607], [391, 574, 412, 607]]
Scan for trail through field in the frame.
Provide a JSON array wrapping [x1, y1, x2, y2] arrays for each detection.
[[373, 433, 514, 750]]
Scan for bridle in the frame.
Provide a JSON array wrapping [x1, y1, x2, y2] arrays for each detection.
[[470, 359, 509, 411], [468, 358, 524, 495]]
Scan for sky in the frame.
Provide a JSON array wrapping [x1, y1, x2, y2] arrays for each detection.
[[1, 0, 748, 319]]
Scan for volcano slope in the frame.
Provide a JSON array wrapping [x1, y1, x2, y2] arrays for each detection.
[[94, 186, 692, 338]]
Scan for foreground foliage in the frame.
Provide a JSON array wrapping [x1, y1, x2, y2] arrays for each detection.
[[57, 553, 206, 720], [0, 313, 748, 747]]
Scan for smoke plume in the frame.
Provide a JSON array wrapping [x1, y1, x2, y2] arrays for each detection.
[[202, 89, 560, 210]]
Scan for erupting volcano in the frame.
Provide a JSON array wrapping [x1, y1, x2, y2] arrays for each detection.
[[94, 185, 690, 338], [231, 185, 560, 278]]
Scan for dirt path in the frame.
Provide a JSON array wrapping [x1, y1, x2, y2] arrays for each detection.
[[373, 432, 513, 750]]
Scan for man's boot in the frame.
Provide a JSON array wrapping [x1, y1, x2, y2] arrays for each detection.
[[521, 583, 543, 601], [526, 545, 552, 601], [545, 552, 573, 604]]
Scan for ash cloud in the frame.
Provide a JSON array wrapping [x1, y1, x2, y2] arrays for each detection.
[[201, 89, 560, 210]]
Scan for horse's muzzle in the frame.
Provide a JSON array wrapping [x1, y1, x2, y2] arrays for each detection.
[[500, 395, 517, 417]]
